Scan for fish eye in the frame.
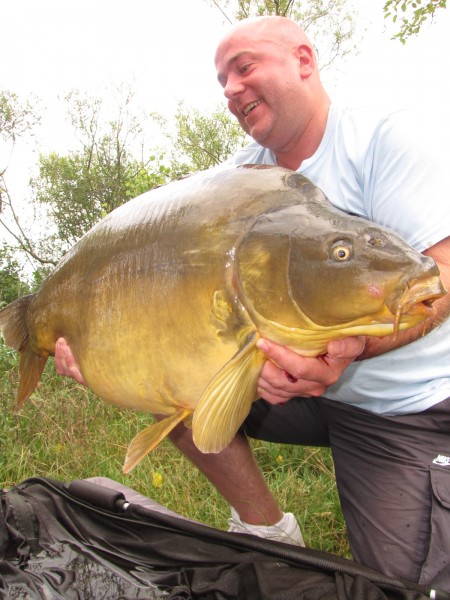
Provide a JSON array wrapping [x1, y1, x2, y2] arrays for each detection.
[[331, 240, 353, 262]]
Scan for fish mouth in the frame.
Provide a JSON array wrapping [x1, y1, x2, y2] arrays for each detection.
[[243, 99, 263, 116], [392, 275, 447, 337]]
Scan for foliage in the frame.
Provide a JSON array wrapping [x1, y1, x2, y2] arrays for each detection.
[[0, 90, 40, 144], [0, 89, 255, 272], [30, 90, 172, 259], [29, 265, 53, 291], [383, 0, 446, 43], [0, 91, 43, 268], [0, 244, 31, 307], [0, 88, 172, 268], [160, 102, 248, 175], [207, 0, 359, 69], [125, 155, 171, 199], [31, 150, 169, 257], [0, 360, 349, 556]]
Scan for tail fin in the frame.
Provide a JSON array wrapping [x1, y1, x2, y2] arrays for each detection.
[[0, 295, 34, 351], [0, 294, 48, 409]]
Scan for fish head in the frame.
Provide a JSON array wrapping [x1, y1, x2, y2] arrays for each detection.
[[234, 198, 446, 351], [288, 213, 445, 333]]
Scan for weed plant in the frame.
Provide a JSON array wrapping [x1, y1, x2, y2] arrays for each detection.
[[0, 338, 350, 557]]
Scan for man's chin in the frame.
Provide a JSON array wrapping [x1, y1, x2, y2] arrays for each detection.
[[248, 126, 272, 147]]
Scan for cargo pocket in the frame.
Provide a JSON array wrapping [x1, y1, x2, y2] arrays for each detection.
[[419, 465, 450, 589]]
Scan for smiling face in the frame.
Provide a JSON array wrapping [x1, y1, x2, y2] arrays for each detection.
[[214, 17, 330, 167]]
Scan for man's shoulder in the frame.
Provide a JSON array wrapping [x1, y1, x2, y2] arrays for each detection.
[[332, 103, 410, 135], [332, 103, 425, 143]]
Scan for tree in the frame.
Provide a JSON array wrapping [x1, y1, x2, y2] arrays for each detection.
[[1, 88, 171, 267], [383, 0, 446, 43], [0, 90, 40, 147], [207, 0, 359, 69], [0, 90, 40, 226], [161, 102, 248, 174], [1, 90, 246, 273], [31, 146, 169, 256], [0, 91, 48, 267], [0, 244, 30, 306]]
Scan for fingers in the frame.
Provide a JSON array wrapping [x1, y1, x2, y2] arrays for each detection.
[[326, 336, 366, 359], [54, 338, 86, 385], [256, 337, 365, 405], [257, 359, 316, 404]]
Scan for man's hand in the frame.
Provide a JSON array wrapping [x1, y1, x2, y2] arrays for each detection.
[[54, 338, 86, 385], [256, 337, 365, 404]]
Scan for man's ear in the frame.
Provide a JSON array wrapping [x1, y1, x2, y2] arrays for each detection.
[[297, 44, 316, 79]]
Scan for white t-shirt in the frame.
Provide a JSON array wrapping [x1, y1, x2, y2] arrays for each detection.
[[229, 104, 450, 415]]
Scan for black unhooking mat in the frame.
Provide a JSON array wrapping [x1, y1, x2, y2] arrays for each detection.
[[0, 477, 448, 600]]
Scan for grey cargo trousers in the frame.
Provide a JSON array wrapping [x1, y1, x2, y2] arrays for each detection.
[[242, 395, 450, 591]]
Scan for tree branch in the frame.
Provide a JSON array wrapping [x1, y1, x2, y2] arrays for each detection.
[[0, 180, 57, 266]]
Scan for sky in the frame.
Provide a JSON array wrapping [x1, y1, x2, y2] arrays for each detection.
[[1, 0, 227, 153], [1, 0, 449, 219], [2, 1, 450, 136], [329, 2, 450, 111]]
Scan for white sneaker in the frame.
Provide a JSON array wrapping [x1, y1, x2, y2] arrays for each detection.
[[228, 508, 305, 546]]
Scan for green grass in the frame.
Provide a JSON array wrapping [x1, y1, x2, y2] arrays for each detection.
[[0, 344, 350, 557]]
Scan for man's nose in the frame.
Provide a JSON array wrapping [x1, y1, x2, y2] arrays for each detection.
[[223, 73, 244, 100]]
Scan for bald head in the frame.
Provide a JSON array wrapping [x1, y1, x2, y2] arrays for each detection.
[[215, 16, 314, 66], [214, 15, 330, 169]]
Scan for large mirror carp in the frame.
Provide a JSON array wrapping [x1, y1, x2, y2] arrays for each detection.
[[0, 165, 445, 472]]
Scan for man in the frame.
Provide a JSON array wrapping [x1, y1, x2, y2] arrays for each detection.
[[56, 17, 450, 588]]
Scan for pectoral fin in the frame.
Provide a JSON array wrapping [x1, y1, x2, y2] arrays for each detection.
[[123, 408, 191, 473], [192, 334, 265, 453]]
